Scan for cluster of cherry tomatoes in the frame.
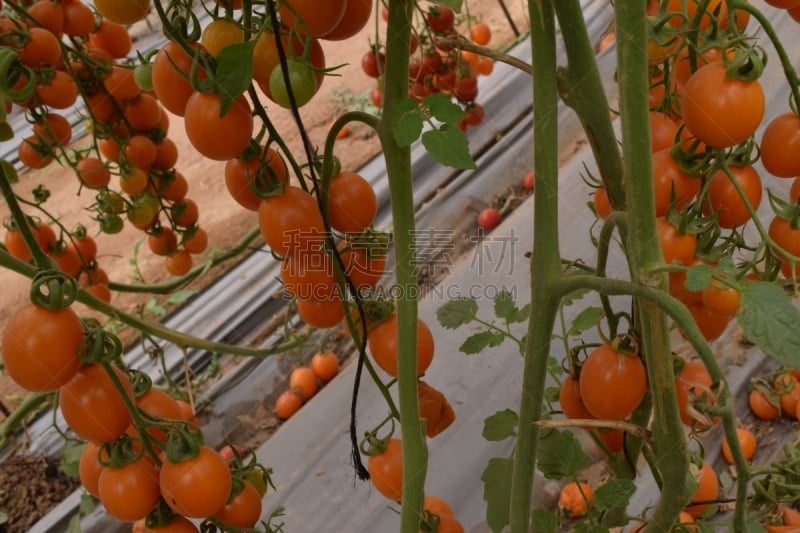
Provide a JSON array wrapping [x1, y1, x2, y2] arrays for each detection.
[[274, 350, 340, 419], [364, 3, 492, 131]]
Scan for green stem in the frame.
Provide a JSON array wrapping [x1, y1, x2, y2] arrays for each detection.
[[378, 2, 426, 532], [509, 1, 561, 531], [0, 162, 54, 270], [0, 250, 307, 357], [616, 0, 691, 529], [553, 0, 626, 209], [0, 392, 51, 450], [108, 228, 262, 294]]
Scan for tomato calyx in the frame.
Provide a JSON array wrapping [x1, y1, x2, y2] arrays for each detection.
[[339, 229, 391, 259], [141, 499, 181, 531], [723, 42, 766, 83], [419, 509, 443, 532], [224, 447, 275, 499], [79, 317, 124, 363], [98, 434, 145, 469], [30, 268, 78, 310], [359, 424, 395, 457], [164, 422, 206, 463]]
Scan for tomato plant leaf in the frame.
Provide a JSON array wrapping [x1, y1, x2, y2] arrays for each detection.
[[422, 125, 476, 170], [482, 409, 518, 441], [684, 263, 713, 291], [738, 282, 800, 367], [460, 330, 506, 354], [516, 303, 531, 323], [537, 429, 586, 479], [166, 290, 197, 305], [482, 457, 513, 533], [436, 297, 477, 328], [395, 97, 419, 113], [1, 159, 18, 184], [215, 40, 256, 115], [59, 443, 84, 478], [395, 113, 423, 147], [67, 514, 80, 533], [567, 306, 604, 336], [594, 478, 636, 510], [494, 290, 519, 322], [424, 93, 465, 125], [531, 509, 558, 533], [434, 0, 464, 11], [544, 386, 560, 403], [79, 493, 95, 514]]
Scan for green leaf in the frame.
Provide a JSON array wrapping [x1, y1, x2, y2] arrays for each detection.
[[684, 264, 713, 291], [482, 409, 518, 441], [531, 509, 558, 533], [68, 513, 81, 533], [567, 306, 604, 336], [460, 331, 506, 354], [547, 356, 562, 376], [422, 124, 476, 170], [215, 40, 256, 115], [544, 386, 560, 403], [424, 93, 465, 125], [166, 290, 196, 305], [1, 159, 18, 184], [494, 290, 518, 321], [0, 510, 8, 525], [594, 478, 636, 510], [59, 443, 85, 478], [395, 97, 419, 113], [515, 303, 531, 323], [482, 457, 513, 533], [537, 429, 587, 479], [437, 297, 477, 329], [395, 113, 424, 147], [738, 282, 800, 367], [79, 493, 95, 514]]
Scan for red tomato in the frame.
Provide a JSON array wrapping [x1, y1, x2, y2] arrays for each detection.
[[160, 446, 232, 518], [478, 208, 502, 231], [650, 112, 679, 153], [559, 375, 594, 420], [368, 438, 403, 500], [579, 344, 647, 420], [296, 297, 346, 329], [323, 0, 372, 41], [214, 481, 262, 528], [327, 171, 377, 233], [760, 113, 800, 178], [368, 312, 435, 377], [184, 92, 253, 161], [651, 149, 700, 216], [681, 62, 764, 148], [702, 165, 762, 228], [656, 217, 696, 266], [79, 442, 104, 498], [59, 364, 135, 443], [1, 303, 84, 392], [258, 185, 325, 257], [132, 388, 184, 444], [98, 457, 161, 521], [278, 0, 347, 37]]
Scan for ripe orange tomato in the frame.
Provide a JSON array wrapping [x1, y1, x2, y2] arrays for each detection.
[[214, 481, 262, 528], [165, 249, 193, 276], [323, 0, 372, 41], [98, 456, 160, 521], [579, 344, 647, 420], [201, 19, 244, 56], [749, 389, 780, 420], [760, 113, 800, 178], [2, 303, 84, 392], [152, 41, 203, 116], [338, 241, 387, 290], [289, 366, 318, 400], [280, 250, 338, 301], [685, 461, 719, 518], [559, 481, 594, 517], [88, 20, 132, 59], [368, 312, 435, 377], [184, 92, 253, 161], [76, 157, 111, 189], [160, 446, 232, 518], [33, 113, 72, 146], [60, 364, 135, 443], [368, 438, 403, 500], [651, 149, 700, 216], [275, 389, 303, 419], [95, 0, 152, 25], [311, 351, 340, 382], [775, 373, 800, 419], [701, 281, 741, 317], [656, 217, 696, 266], [327, 171, 377, 233], [681, 62, 764, 148], [78, 442, 105, 498], [559, 374, 594, 420], [418, 380, 456, 437], [258, 185, 325, 257], [296, 297, 346, 329], [132, 388, 183, 443], [278, 0, 347, 37], [721, 427, 757, 464], [702, 165, 762, 229]]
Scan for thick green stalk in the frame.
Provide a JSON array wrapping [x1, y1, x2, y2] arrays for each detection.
[[377, 1, 426, 532], [616, 2, 690, 528], [552, 0, 625, 209], [508, 1, 561, 531]]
